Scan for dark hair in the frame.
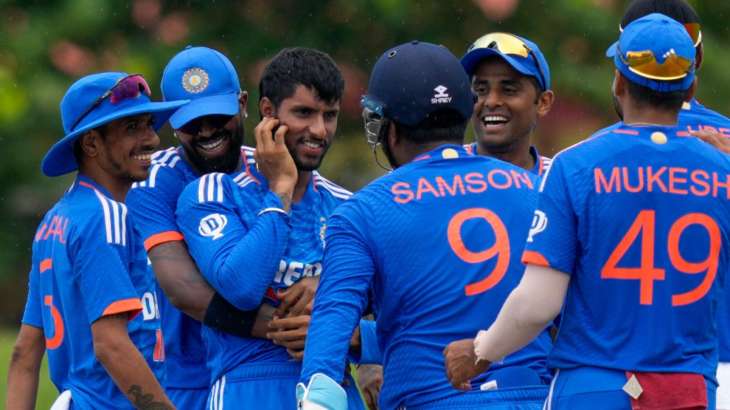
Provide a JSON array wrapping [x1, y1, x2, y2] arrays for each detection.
[[626, 79, 689, 112], [258, 47, 344, 108], [394, 109, 467, 145]]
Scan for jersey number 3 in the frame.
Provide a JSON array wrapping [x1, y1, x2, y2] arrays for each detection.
[[447, 208, 510, 296], [601, 210, 720, 306]]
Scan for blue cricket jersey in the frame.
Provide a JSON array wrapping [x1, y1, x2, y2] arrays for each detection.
[[523, 122, 730, 382], [176, 166, 351, 383], [677, 99, 730, 363], [301, 144, 552, 409], [464, 143, 552, 177], [21, 175, 164, 409], [126, 145, 257, 389]]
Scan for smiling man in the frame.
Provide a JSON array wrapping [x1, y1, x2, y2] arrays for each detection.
[[461, 32, 555, 176], [175, 47, 365, 409], [6, 72, 186, 409]]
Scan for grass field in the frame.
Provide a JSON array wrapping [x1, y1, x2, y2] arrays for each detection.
[[0, 328, 56, 409]]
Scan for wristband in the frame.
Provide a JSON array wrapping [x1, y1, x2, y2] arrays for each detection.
[[203, 292, 259, 338]]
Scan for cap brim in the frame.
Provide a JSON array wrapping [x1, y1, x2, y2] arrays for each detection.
[[606, 41, 619, 58], [168, 92, 240, 129], [42, 99, 188, 177], [461, 48, 538, 81]]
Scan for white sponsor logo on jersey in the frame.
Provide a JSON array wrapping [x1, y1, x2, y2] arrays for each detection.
[[527, 209, 548, 242], [199, 213, 227, 240]]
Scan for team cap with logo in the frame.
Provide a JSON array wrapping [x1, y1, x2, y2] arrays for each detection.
[[461, 32, 551, 91], [161, 46, 242, 129], [606, 13, 696, 92], [362, 40, 473, 128], [42, 72, 188, 177]]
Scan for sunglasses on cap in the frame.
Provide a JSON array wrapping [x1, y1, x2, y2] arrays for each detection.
[[468, 32, 548, 91], [620, 22, 702, 48], [618, 46, 693, 81], [70, 74, 152, 132], [178, 114, 236, 136]]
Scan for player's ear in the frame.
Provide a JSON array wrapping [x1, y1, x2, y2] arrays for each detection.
[[536, 89, 555, 118], [685, 77, 698, 102], [259, 96, 275, 118], [239, 91, 249, 120], [80, 130, 102, 158], [613, 70, 627, 98]]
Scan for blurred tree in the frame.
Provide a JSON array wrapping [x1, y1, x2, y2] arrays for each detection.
[[0, 0, 727, 323]]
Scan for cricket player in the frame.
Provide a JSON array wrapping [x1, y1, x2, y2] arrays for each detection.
[[446, 13, 730, 409], [298, 41, 551, 410], [620, 3, 730, 406], [460, 32, 555, 176], [175, 47, 365, 409], [126, 46, 273, 409], [6, 72, 187, 408]]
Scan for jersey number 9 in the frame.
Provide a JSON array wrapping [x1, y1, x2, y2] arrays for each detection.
[[446, 208, 510, 296]]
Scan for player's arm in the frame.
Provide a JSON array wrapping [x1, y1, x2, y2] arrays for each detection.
[[91, 313, 174, 409], [6, 324, 45, 410], [691, 129, 730, 154], [177, 118, 296, 311], [300, 212, 374, 384]]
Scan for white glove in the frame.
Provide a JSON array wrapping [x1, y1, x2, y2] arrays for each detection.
[[296, 373, 348, 410]]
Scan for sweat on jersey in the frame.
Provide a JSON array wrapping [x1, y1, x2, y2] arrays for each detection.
[[175, 165, 351, 383], [21, 175, 164, 409], [523, 122, 730, 382], [126, 146, 257, 389], [301, 144, 552, 409]]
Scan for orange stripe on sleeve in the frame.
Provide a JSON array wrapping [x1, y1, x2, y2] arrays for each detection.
[[144, 231, 184, 251], [39, 259, 53, 273], [102, 298, 143, 321], [522, 250, 550, 267]]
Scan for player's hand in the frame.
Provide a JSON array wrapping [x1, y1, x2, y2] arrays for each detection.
[[443, 338, 490, 391], [357, 365, 383, 410], [691, 129, 730, 154], [267, 314, 310, 360], [253, 117, 297, 210], [276, 276, 319, 318]]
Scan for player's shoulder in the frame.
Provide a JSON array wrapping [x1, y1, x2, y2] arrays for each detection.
[[151, 147, 184, 168], [681, 100, 730, 125], [312, 171, 352, 202], [70, 180, 130, 246], [179, 171, 256, 209]]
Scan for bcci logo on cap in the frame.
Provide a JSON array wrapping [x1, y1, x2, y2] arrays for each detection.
[[199, 213, 227, 240], [431, 85, 452, 104], [527, 210, 547, 242], [182, 67, 209, 94]]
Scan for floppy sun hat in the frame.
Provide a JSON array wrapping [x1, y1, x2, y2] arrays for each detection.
[[42, 72, 189, 177]]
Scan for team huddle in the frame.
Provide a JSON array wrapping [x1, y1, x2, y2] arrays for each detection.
[[7, 0, 730, 409]]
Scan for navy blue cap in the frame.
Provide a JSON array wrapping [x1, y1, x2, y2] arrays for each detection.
[[461, 32, 551, 91], [606, 13, 695, 92], [161, 46, 242, 129], [42, 72, 188, 177], [363, 41, 473, 127]]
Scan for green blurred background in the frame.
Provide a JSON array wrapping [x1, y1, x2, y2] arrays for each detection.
[[1, 0, 728, 405]]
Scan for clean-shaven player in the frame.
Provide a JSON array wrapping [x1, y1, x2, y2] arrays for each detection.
[[461, 32, 555, 176], [6, 72, 186, 409], [447, 14, 730, 409], [175, 48, 365, 409], [298, 41, 551, 410]]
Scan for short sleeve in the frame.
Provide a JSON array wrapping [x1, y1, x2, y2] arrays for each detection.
[[522, 155, 578, 275], [72, 211, 142, 324], [21, 264, 42, 328], [126, 165, 186, 251]]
